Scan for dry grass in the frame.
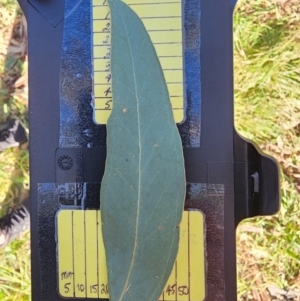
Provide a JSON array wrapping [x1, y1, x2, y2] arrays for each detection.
[[235, 0, 300, 299], [0, 1, 29, 300]]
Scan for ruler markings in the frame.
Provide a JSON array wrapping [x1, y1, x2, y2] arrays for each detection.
[[188, 212, 191, 301], [96, 212, 99, 299], [93, 29, 182, 33], [93, 0, 181, 4], [73, 211, 86, 297], [93, 16, 182, 20], [94, 81, 183, 85], [93, 42, 182, 46], [190, 212, 206, 300], [94, 73, 183, 85], [94, 108, 184, 111], [92, 0, 184, 124], [58, 211, 205, 300], [177, 213, 189, 301], [85, 211, 99, 298], [176, 262, 178, 301], [58, 210, 74, 298], [84, 212, 87, 298], [72, 212, 75, 297], [93, 2, 181, 7]]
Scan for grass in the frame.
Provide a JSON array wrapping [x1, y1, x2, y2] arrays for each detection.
[[0, 232, 30, 301], [234, 0, 300, 299], [0, 0, 299, 300], [0, 0, 30, 300], [234, 0, 300, 145], [237, 175, 300, 299]]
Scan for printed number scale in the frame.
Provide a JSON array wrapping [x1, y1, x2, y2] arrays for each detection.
[[92, 0, 186, 125], [57, 210, 205, 300]]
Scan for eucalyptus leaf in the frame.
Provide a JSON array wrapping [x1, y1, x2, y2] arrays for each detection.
[[100, 0, 186, 300]]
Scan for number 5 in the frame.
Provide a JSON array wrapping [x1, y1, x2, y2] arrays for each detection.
[[64, 283, 71, 294]]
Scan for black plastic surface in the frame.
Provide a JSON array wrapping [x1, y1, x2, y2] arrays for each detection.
[[25, 0, 279, 300], [59, 0, 201, 149], [28, 0, 65, 27], [234, 131, 280, 225], [18, 0, 28, 18]]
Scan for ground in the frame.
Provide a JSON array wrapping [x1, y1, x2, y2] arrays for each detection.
[[235, 0, 300, 300], [0, 0, 299, 300], [0, 1, 30, 300]]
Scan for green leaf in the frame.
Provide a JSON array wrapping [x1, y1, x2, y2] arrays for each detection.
[[100, 0, 186, 300]]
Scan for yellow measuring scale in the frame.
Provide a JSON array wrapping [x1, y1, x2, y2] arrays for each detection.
[[92, 0, 185, 125], [57, 210, 205, 300]]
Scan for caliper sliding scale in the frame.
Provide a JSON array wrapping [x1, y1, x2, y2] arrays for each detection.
[[19, 0, 280, 300]]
